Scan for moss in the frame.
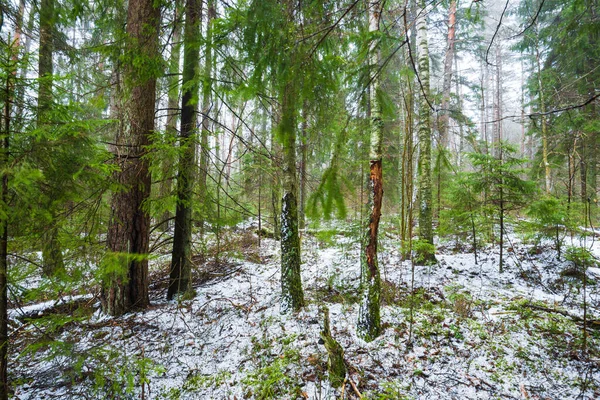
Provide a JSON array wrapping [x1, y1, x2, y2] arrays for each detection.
[[320, 306, 347, 388]]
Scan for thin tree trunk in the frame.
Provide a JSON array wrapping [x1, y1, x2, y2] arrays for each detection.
[[357, 0, 383, 342], [439, 0, 456, 149], [102, 0, 160, 316], [534, 25, 551, 194], [159, 4, 183, 232], [198, 0, 215, 235], [38, 0, 65, 276], [416, 0, 435, 263], [299, 102, 308, 230], [279, 0, 304, 314], [0, 30, 19, 400], [168, 0, 201, 300]]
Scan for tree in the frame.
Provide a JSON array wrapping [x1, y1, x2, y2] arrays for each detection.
[[278, 0, 304, 313], [101, 0, 160, 316], [357, 0, 383, 342], [467, 143, 534, 272], [416, 0, 435, 264], [168, 0, 201, 300]]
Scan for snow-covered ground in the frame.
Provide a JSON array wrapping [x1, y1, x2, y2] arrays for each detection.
[[8, 223, 600, 399]]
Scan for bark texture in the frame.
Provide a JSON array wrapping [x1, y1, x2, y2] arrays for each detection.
[[168, 0, 201, 300], [102, 0, 160, 316], [416, 0, 435, 263], [279, 0, 304, 313], [357, 0, 383, 342], [321, 306, 346, 388]]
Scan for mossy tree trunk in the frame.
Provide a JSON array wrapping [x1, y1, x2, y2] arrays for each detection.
[[102, 0, 160, 316], [279, 0, 304, 314], [357, 0, 383, 342], [168, 0, 201, 300], [416, 0, 435, 264], [321, 306, 346, 388]]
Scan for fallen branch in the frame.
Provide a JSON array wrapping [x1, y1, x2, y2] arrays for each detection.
[[348, 377, 362, 398], [522, 302, 600, 328]]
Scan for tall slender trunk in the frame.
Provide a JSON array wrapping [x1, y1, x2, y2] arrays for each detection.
[[357, 0, 383, 342], [535, 25, 551, 194], [494, 45, 502, 153], [271, 103, 281, 239], [102, 0, 160, 316], [159, 4, 183, 231], [168, 0, 201, 300], [299, 102, 308, 230], [279, 0, 304, 314], [416, 0, 435, 263], [198, 0, 215, 235], [439, 0, 456, 149], [38, 0, 65, 276], [0, 27, 20, 400]]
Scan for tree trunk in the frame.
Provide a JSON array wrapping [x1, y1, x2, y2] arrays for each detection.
[[535, 25, 551, 194], [168, 0, 201, 300], [416, 0, 435, 263], [439, 0, 456, 149], [0, 30, 19, 400], [38, 0, 65, 276], [279, 0, 304, 314], [299, 102, 308, 230], [102, 0, 160, 316], [198, 0, 215, 236], [159, 3, 183, 232], [357, 0, 382, 342]]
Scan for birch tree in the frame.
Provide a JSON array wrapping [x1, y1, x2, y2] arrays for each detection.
[[416, 0, 435, 263], [357, 0, 383, 342]]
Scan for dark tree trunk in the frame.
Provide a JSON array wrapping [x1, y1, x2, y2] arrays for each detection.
[[168, 0, 201, 300], [159, 3, 183, 232], [102, 0, 160, 316]]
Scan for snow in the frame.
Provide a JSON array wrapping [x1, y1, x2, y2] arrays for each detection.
[[7, 223, 600, 399]]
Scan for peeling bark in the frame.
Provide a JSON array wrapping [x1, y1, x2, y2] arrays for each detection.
[[358, 0, 383, 342]]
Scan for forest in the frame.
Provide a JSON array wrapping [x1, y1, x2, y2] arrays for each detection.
[[0, 0, 599, 398]]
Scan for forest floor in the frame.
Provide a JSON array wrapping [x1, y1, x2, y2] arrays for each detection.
[[7, 221, 600, 399]]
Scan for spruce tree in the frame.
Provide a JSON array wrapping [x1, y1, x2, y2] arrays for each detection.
[[102, 0, 160, 316]]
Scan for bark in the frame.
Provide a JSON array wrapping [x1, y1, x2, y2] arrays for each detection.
[[357, 0, 382, 342], [159, 3, 183, 232], [416, 0, 435, 263], [168, 0, 201, 300], [102, 0, 160, 316], [321, 306, 346, 388], [280, 76, 304, 313], [279, 0, 304, 313], [439, 0, 456, 150]]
